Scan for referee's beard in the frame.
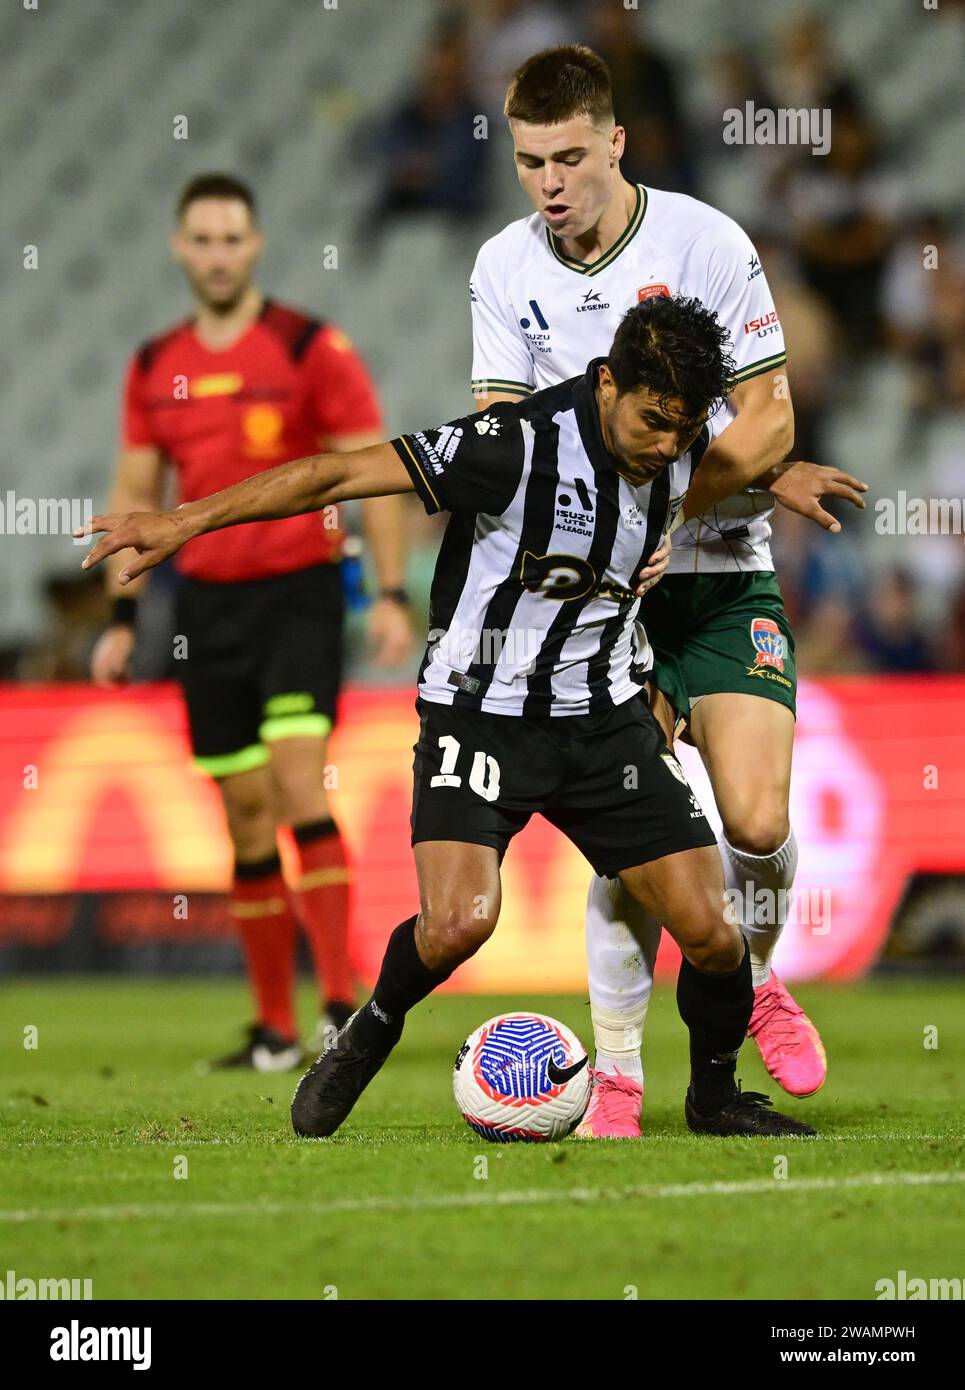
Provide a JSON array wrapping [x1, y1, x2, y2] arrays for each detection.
[[186, 266, 256, 316]]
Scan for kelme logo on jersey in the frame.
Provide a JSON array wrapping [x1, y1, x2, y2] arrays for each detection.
[[519, 299, 552, 352], [750, 617, 786, 671], [474, 414, 501, 436]]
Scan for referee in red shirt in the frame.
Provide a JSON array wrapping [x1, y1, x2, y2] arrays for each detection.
[[91, 174, 412, 1071]]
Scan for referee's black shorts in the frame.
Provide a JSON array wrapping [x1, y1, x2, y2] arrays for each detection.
[[174, 562, 344, 778], [410, 692, 716, 877]]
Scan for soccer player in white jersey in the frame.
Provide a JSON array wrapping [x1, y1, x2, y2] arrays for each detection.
[[471, 46, 868, 1137]]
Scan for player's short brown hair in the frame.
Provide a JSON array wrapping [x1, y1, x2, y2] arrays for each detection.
[[504, 45, 614, 128], [176, 173, 257, 222]]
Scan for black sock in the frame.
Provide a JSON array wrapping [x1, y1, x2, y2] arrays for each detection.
[[234, 851, 283, 880], [676, 941, 753, 1115], [352, 915, 455, 1051], [291, 817, 338, 846]]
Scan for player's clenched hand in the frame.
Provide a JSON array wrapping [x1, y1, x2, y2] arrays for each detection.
[[634, 531, 671, 597], [75, 510, 191, 582], [367, 596, 414, 668], [769, 461, 868, 534]]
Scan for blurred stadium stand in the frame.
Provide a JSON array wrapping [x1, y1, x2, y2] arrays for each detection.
[[0, 0, 963, 675]]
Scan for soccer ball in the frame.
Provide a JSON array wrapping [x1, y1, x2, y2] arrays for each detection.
[[453, 1012, 591, 1142]]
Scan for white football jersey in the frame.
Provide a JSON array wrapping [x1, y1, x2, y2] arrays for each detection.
[[470, 185, 787, 573]]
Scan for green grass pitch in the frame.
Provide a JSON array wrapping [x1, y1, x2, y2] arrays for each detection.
[[2, 978, 962, 1300]]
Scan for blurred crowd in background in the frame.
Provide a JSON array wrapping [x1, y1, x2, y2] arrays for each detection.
[[7, 0, 965, 681]]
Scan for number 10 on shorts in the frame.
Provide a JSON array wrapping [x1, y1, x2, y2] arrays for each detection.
[[430, 735, 501, 802]]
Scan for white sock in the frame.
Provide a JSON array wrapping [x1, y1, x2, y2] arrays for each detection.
[[719, 830, 799, 988], [585, 873, 660, 1085]]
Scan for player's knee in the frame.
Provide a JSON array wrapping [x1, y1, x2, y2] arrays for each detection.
[[419, 897, 497, 968], [222, 788, 276, 857], [683, 897, 743, 973], [225, 790, 272, 832], [722, 805, 790, 858], [686, 932, 744, 973], [275, 780, 327, 828]]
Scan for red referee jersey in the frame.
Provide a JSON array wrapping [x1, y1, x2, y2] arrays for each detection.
[[121, 299, 383, 582]]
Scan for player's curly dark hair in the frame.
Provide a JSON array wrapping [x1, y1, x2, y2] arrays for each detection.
[[607, 295, 736, 421]]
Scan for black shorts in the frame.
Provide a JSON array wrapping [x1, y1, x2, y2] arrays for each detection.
[[174, 562, 344, 777], [410, 693, 716, 878]]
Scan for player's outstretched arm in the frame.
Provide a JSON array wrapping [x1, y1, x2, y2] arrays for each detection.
[[76, 442, 414, 583]]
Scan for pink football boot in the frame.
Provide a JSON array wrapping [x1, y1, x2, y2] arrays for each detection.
[[747, 974, 827, 1097], [573, 1069, 643, 1139]]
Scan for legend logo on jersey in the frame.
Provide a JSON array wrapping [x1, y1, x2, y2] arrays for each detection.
[[637, 284, 672, 302], [750, 617, 786, 671], [577, 288, 610, 313]]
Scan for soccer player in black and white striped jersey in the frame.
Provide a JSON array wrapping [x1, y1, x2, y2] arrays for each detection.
[[79, 295, 817, 1141], [471, 46, 869, 1135]]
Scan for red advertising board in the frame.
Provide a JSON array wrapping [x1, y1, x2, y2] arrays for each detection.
[[0, 679, 963, 986]]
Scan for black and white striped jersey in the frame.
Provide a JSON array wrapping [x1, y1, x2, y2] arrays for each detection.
[[391, 359, 704, 718]]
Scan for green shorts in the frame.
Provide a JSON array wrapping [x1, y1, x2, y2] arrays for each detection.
[[639, 571, 796, 724]]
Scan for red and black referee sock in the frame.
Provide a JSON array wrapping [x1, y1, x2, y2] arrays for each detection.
[[290, 817, 355, 1011], [231, 852, 299, 1041]]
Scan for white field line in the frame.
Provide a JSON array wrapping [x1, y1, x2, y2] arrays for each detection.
[[0, 1169, 962, 1225]]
